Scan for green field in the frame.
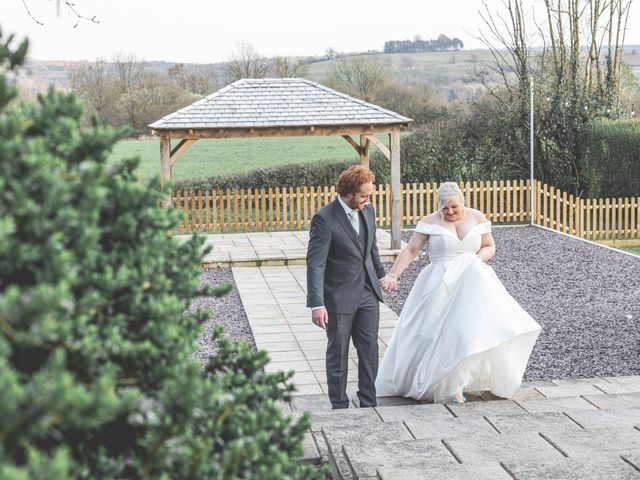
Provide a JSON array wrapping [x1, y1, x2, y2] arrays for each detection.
[[622, 246, 640, 256], [109, 136, 364, 182]]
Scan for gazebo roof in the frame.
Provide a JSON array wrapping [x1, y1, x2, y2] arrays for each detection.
[[148, 78, 413, 130]]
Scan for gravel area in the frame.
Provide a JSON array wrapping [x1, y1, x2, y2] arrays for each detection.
[[191, 227, 640, 382], [191, 267, 256, 361], [382, 226, 640, 381]]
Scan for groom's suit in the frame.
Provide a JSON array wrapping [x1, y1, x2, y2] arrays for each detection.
[[306, 198, 385, 408]]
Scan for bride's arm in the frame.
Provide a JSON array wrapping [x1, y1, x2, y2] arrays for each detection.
[[383, 231, 429, 284], [476, 233, 496, 262]]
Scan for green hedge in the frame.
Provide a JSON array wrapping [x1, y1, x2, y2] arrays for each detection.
[[173, 158, 359, 192], [581, 119, 640, 198]]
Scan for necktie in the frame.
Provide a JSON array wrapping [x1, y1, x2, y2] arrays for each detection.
[[347, 209, 359, 235]]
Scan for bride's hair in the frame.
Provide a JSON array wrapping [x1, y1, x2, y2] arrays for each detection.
[[437, 182, 465, 210]]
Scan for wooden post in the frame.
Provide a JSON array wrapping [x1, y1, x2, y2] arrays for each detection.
[[359, 134, 370, 168], [389, 127, 401, 249], [160, 133, 171, 208]]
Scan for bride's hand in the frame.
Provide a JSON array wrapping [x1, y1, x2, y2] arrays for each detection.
[[380, 274, 398, 292]]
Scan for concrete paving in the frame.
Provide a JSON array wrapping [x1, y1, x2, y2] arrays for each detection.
[[176, 229, 402, 267], [232, 264, 399, 396]]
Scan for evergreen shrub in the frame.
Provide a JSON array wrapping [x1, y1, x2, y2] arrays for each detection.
[[0, 30, 324, 479]]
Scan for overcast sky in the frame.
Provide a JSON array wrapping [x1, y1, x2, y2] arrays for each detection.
[[3, 0, 639, 63]]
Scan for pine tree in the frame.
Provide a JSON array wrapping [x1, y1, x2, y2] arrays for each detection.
[[0, 29, 324, 479]]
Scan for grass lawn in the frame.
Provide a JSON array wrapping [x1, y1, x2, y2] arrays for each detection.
[[621, 246, 640, 256], [109, 133, 404, 182], [109, 136, 363, 182]]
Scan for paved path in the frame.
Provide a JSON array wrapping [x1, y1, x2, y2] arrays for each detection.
[[177, 229, 401, 266], [232, 265, 399, 395]]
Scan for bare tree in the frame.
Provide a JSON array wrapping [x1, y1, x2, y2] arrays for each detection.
[[271, 56, 309, 78], [169, 63, 216, 95], [22, 0, 99, 27], [329, 56, 387, 102], [71, 60, 117, 124], [112, 53, 145, 129], [477, 0, 633, 193], [224, 42, 269, 82], [325, 47, 338, 60]]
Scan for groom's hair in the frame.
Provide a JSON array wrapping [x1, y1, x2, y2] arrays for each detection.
[[337, 165, 375, 196]]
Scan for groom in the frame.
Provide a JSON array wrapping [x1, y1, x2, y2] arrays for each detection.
[[306, 165, 386, 409]]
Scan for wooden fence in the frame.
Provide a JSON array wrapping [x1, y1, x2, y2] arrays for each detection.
[[534, 181, 640, 241], [172, 180, 640, 241]]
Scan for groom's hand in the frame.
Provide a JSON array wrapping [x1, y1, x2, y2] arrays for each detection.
[[312, 307, 329, 329]]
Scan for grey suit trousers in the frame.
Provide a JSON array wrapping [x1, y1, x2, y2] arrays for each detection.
[[326, 286, 380, 408]]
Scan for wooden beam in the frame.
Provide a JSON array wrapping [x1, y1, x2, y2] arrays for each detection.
[[342, 135, 361, 155], [170, 139, 198, 167], [389, 127, 401, 249], [160, 133, 171, 208], [363, 134, 391, 161], [150, 124, 410, 140], [359, 135, 370, 168]]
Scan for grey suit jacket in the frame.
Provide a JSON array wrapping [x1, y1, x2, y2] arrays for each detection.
[[306, 199, 385, 314]]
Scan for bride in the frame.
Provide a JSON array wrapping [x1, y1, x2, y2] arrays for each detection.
[[375, 182, 542, 403]]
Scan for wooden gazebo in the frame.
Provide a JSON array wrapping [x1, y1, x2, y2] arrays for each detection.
[[148, 78, 413, 248]]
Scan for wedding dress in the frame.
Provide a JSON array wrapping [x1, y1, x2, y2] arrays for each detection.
[[375, 221, 542, 402]]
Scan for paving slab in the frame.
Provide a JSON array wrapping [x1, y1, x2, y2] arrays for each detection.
[[375, 403, 452, 423], [296, 406, 382, 433], [341, 438, 458, 479], [564, 408, 640, 430], [603, 376, 640, 393], [444, 431, 564, 464], [536, 380, 606, 398], [290, 394, 333, 413], [405, 416, 498, 440], [448, 399, 527, 417], [502, 457, 640, 480], [584, 393, 640, 410], [322, 422, 414, 480], [541, 427, 640, 458], [510, 386, 546, 401], [485, 411, 583, 435], [516, 396, 600, 414], [377, 462, 511, 480]]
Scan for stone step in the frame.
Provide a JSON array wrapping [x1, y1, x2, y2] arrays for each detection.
[[288, 376, 640, 478], [376, 462, 512, 480], [501, 455, 640, 480]]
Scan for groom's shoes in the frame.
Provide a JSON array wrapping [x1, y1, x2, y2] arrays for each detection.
[[352, 396, 377, 408]]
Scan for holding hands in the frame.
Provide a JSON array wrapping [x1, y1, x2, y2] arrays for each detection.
[[380, 272, 398, 292]]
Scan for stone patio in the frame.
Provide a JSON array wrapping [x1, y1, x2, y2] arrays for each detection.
[[176, 229, 402, 267]]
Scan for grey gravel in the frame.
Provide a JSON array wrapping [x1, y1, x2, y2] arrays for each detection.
[[382, 226, 640, 381], [191, 267, 256, 361]]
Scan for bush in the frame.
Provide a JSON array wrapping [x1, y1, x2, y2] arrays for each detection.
[[581, 119, 640, 198], [0, 31, 324, 479]]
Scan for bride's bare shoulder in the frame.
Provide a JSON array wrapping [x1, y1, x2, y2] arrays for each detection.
[[466, 208, 488, 224], [420, 212, 440, 225]]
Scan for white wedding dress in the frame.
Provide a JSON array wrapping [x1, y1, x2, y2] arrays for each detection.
[[375, 221, 542, 402]]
